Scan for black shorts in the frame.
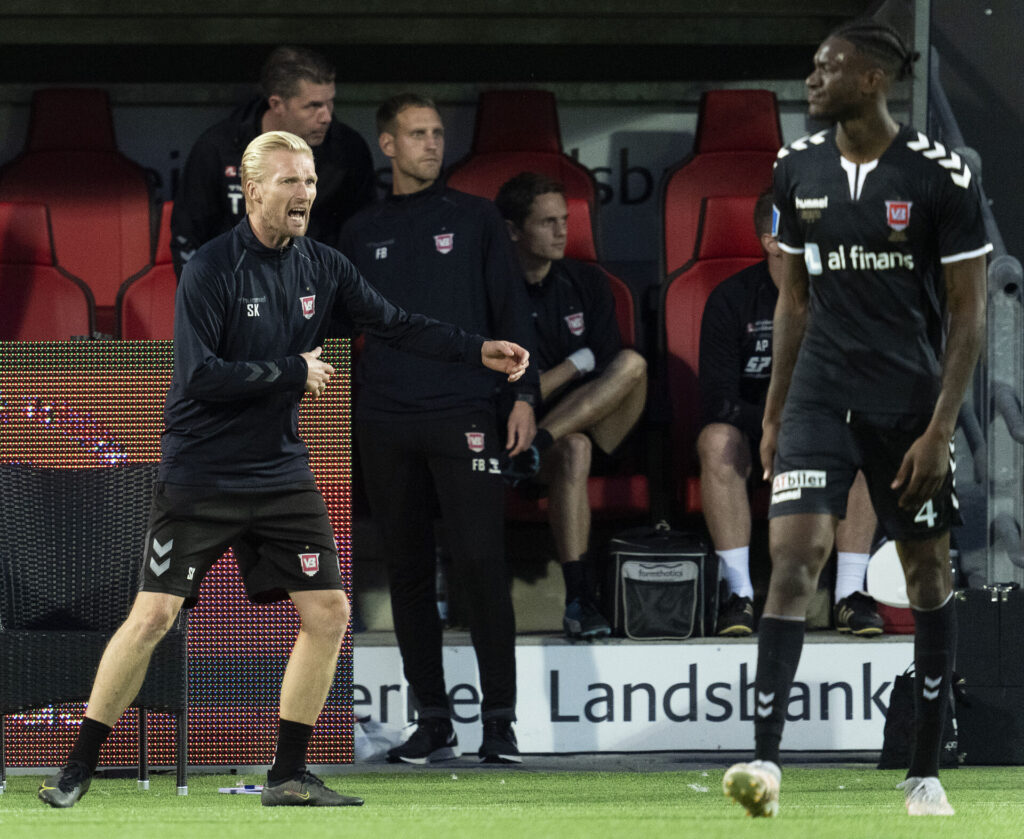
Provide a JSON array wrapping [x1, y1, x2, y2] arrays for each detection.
[[141, 482, 343, 608], [769, 402, 960, 540]]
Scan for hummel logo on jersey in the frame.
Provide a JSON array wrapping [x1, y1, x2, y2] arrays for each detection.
[[907, 132, 973, 188], [795, 196, 828, 210], [245, 361, 282, 383], [434, 232, 454, 254], [756, 691, 775, 718], [300, 295, 315, 319], [565, 312, 585, 336]]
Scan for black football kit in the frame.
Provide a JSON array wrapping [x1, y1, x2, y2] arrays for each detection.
[[770, 124, 991, 536], [170, 95, 376, 276], [341, 182, 538, 721], [145, 217, 487, 605], [698, 259, 777, 442]]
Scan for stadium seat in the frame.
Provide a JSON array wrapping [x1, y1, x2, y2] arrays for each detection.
[[0, 88, 154, 335], [661, 89, 781, 282], [446, 90, 597, 210], [504, 198, 649, 523], [0, 201, 94, 340], [117, 201, 176, 339], [661, 195, 764, 514], [0, 463, 188, 794]]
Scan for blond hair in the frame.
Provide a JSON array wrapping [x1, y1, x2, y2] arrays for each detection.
[[240, 131, 313, 212]]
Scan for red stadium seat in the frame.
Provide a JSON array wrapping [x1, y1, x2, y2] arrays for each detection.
[[662, 195, 764, 514], [446, 90, 597, 210], [0, 201, 94, 340], [0, 88, 154, 335], [661, 89, 781, 282], [117, 201, 176, 339]]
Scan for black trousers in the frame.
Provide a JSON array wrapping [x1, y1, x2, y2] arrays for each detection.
[[356, 410, 516, 720]]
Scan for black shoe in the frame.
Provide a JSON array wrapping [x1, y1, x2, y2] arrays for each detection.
[[834, 591, 884, 636], [386, 717, 459, 764], [563, 597, 612, 640], [716, 593, 755, 637], [478, 718, 522, 764], [261, 769, 363, 806], [38, 761, 92, 808]]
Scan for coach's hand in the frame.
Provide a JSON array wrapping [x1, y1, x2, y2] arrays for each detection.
[[301, 346, 335, 399], [482, 340, 530, 382]]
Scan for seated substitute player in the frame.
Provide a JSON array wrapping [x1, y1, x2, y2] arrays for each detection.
[[723, 19, 990, 818], [37, 131, 530, 810], [699, 190, 881, 637], [495, 172, 648, 640], [171, 45, 375, 276]]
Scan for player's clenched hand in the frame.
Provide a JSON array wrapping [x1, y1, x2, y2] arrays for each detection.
[[482, 340, 530, 382], [301, 346, 335, 399], [891, 428, 949, 511]]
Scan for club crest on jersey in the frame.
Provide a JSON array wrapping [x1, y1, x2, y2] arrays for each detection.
[[299, 553, 320, 577], [300, 295, 316, 319], [565, 312, 585, 336], [225, 165, 238, 177], [886, 201, 912, 231], [434, 233, 454, 254], [465, 431, 485, 453]]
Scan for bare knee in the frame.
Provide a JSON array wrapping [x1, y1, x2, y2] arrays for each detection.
[[697, 424, 751, 483], [768, 518, 835, 607], [295, 589, 351, 641], [123, 594, 181, 646], [897, 538, 952, 609], [618, 349, 647, 383], [547, 432, 592, 486]]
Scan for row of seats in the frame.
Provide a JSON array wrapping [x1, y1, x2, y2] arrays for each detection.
[[0, 200, 175, 341], [0, 87, 782, 525]]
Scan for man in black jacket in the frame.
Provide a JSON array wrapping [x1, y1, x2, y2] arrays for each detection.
[[170, 45, 375, 276], [495, 172, 647, 641], [38, 131, 529, 810], [341, 94, 539, 765]]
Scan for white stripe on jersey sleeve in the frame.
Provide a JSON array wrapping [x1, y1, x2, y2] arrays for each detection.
[[940, 243, 994, 264], [778, 241, 805, 255]]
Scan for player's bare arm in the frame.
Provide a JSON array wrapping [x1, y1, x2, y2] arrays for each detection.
[[891, 254, 987, 509], [481, 340, 530, 382], [760, 250, 810, 480]]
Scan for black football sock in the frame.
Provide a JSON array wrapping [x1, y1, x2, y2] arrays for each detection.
[[533, 428, 554, 453], [753, 616, 806, 766], [561, 557, 589, 604], [267, 718, 314, 784], [67, 716, 113, 774], [908, 594, 956, 779]]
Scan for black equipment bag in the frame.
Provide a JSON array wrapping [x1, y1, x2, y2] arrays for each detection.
[[605, 522, 717, 640]]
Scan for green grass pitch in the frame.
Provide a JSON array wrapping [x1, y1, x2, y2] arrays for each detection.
[[2, 767, 1023, 839]]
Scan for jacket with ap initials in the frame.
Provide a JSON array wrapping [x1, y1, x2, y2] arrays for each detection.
[[161, 217, 484, 488]]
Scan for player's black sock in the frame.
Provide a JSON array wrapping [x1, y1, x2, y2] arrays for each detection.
[[753, 616, 805, 765], [533, 428, 554, 453], [267, 718, 314, 784], [561, 556, 589, 604], [908, 594, 956, 779], [67, 716, 112, 774]]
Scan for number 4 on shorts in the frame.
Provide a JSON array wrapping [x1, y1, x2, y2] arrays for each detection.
[[914, 499, 937, 528]]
